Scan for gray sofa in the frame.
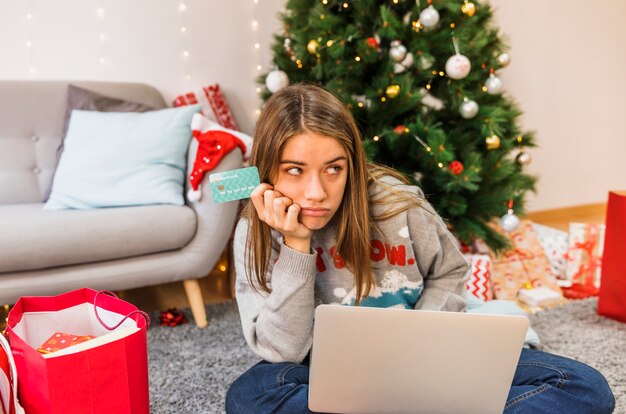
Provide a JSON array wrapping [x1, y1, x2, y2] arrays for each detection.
[[0, 81, 242, 327]]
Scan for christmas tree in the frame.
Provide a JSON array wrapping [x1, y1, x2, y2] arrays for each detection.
[[261, 0, 536, 251]]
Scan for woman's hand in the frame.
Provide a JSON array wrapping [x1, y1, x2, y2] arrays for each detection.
[[250, 183, 312, 253]]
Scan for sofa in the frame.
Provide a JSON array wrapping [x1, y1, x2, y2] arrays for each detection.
[[0, 81, 243, 327]]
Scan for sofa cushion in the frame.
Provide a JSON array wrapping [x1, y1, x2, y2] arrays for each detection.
[[42, 85, 157, 201], [0, 203, 197, 273], [45, 105, 200, 209]]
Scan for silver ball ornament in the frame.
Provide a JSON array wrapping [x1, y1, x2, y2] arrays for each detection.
[[445, 54, 471, 80], [419, 5, 440, 28], [497, 53, 511, 67], [500, 209, 520, 232], [515, 151, 532, 165], [389, 41, 407, 63], [485, 74, 503, 94], [265, 69, 289, 93], [393, 52, 414, 74], [459, 99, 479, 119]]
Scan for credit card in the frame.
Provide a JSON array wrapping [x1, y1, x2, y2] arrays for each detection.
[[209, 166, 260, 203]]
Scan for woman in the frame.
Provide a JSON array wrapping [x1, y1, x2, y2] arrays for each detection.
[[226, 84, 615, 414]]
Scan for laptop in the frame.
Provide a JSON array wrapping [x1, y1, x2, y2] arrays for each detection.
[[309, 305, 529, 414]]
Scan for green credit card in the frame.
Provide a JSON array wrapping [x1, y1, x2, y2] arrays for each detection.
[[209, 166, 260, 203]]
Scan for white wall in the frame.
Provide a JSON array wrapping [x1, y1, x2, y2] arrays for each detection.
[[1, 0, 624, 211]]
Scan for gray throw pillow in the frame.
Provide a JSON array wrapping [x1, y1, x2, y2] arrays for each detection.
[[44, 85, 155, 201]]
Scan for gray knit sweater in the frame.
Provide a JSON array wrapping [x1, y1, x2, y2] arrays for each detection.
[[233, 178, 469, 363]]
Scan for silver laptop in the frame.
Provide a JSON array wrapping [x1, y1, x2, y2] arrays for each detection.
[[309, 305, 529, 414]]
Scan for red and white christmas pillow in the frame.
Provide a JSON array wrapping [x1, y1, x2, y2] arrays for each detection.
[[173, 84, 239, 131]]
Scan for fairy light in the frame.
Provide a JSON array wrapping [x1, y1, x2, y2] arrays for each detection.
[[252, 0, 263, 118], [178, 1, 191, 83], [25, 3, 35, 75], [373, 136, 380, 141], [95, 6, 109, 74], [355, 56, 361, 62]]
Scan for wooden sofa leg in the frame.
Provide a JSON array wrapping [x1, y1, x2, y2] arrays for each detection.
[[183, 279, 208, 328]]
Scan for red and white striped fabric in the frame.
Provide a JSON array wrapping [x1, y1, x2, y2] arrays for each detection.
[[173, 84, 239, 131], [465, 254, 493, 301], [0, 334, 25, 414]]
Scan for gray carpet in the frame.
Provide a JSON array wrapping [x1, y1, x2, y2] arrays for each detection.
[[147, 298, 626, 413]]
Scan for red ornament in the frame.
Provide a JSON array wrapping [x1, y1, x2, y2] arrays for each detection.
[[393, 125, 406, 135], [366, 37, 379, 49], [448, 160, 464, 175], [159, 308, 188, 327]]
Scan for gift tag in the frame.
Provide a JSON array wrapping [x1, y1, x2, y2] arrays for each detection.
[[209, 166, 260, 203]]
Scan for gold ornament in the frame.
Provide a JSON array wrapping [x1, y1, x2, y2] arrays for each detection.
[[385, 84, 400, 98], [307, 39, 320, 54], [485, 134, 501, 150], [461, 1, 476, 17]]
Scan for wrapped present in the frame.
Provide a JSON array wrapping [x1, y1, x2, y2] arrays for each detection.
[[565, 223, 605, 289], [464, 254, 493, 301], [518, 287, 563, 308], [486, 220, 562, 301], [533, 223, 569, 282], [37, 332, 95, 354], [173, 84, 239, 131]]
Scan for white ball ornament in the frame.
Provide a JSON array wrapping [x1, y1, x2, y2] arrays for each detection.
[[445, 54, 471, 80], [497, 53, 511, 67], [389, 41, 407, 63], [419, 5, 440, 28], [394, 52, 414, 74], [500, 209, 520, 232], [265, 69, 289, 93], [485, 74, 503, 94], [459, 99, 479, 119]]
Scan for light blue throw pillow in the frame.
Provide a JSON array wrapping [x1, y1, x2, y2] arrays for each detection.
[[45, 105, 200, 209]]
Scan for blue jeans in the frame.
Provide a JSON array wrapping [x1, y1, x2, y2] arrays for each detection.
[[225, 348, 615, 413]]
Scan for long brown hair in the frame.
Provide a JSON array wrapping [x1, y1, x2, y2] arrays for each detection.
[[243, 83, 421, 304]]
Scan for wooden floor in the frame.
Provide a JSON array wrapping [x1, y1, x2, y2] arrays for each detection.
[[0, 202, 607, 329]]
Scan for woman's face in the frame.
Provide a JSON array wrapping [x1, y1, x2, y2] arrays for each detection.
[[272, 131, 349, 230]]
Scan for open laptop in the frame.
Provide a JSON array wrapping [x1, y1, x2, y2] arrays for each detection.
[[309, 305, 529, 414]]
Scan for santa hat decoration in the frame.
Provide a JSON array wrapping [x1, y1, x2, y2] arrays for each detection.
[[1, 334, 26, 414], [187, 113, 253, 202]]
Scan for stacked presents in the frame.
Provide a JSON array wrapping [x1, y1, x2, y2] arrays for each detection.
[[464, 219, 606, 311]]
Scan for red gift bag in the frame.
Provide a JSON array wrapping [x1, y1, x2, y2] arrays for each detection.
[[6, 288, 150, 414], [598, 191, 626, 322]]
